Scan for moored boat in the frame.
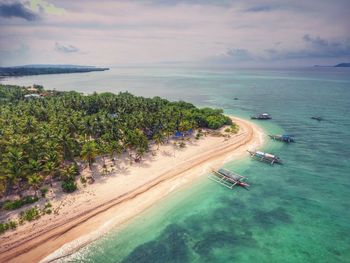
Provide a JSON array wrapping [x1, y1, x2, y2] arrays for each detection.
[[251, 113, 272, 120], [209, 168, 249, 189], [269, 134, 295, 143], [247, 150, 282, 165]]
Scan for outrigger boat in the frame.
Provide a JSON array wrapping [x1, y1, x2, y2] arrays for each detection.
[[251, 113, 272, 120], [208, 168, 249, 189], [247, 150, 282, 165], [269, 134, 295, 143]]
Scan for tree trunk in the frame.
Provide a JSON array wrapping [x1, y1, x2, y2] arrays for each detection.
[[5, 181, 13, 196]]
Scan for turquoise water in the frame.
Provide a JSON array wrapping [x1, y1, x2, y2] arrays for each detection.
[[2, 67, 350, 262]]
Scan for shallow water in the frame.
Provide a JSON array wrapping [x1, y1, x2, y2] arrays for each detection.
[[2, 67, 350, 262]]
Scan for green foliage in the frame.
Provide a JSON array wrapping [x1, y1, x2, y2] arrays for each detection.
[[61, 180, 77, 193], [0, 220, 17, 234], [19, 207, 41, 222], [43, 202, 52, 214], [224, 123, 239, 134], [81, 141, 99, 170], [9, 220, 17, 229], [230, 123, 239, 134], [60, 164, 79, 182], [0, 84, 230, 196], [1, 202, 55, 234], [80, 176, 87, 184], [40, 187, 49, 197], [0, 223, 8, 234], [45, 209, 52, 214], [2, 196, 39, 210], [206, 115, 232, 129]]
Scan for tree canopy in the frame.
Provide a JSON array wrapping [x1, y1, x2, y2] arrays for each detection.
[[0, 84, 231, 196]]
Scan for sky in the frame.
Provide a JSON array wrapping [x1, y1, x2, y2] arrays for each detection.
[[0, 0, 349, 67]]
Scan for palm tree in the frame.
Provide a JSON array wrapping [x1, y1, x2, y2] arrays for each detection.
[[57, 132, 76, 161], [26, 159, 42, 174], [80, 141, 99, 170], [2, 148, 25, 194], [153, 132, 165, 150], [28, 173, 43, 197], [109, 141, 122, 165], [43, 161, 56, 187], [60, 165, 77, 182]]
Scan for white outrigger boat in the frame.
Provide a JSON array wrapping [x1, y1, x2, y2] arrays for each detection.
[[247, 150, 282, 165], [208, 168, 249, 189]]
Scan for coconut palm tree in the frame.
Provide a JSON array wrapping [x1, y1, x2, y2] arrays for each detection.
[[28, 173, 43, 197], [2, 148, 25, 194], [43, 161, 56, 187], [80, 141, 99, 170]]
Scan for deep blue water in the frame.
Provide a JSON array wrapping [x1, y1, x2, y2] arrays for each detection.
[[2, 67, 350, 262]]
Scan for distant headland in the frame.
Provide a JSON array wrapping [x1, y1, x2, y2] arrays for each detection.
[[314, 62, 350, 68], [334, 63, 350, 67], [0, 64, 109, 77]]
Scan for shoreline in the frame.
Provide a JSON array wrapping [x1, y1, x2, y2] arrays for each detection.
[[0, 117, 265, 263]]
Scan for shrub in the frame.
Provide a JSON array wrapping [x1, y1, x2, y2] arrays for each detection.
[[179, 142, 186, 148], [20, 207, 41, 222], [43, 203, 53, 215], [45, 209, 52, 214], [60, 163, 79, 182], [230, 123, 239, 134], [2, 196, 39, 210], [62, 180, 77, 193], [195, 132, 203, 140], [8, 220, 17, 229], [40, 187, 49, 197], [0, 223, 9, 234], [80, 176, 87, 184]]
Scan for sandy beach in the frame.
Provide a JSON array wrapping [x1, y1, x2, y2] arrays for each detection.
[[0, 117, 265, 263]]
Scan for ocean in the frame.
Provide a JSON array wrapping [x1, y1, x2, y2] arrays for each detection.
[[2, 67, 350, 263]]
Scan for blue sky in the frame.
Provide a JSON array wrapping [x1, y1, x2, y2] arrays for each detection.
[[0, 0, 349, 67]]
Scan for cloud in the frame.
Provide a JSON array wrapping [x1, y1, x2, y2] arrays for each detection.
[[302, 34, 347, 52], [245, 5, 272, 12], [0, 2, 38, 21], [55, 42, 79, 53], [1, 1, 350, 66], [29, 0, 66, 15], [262, 35, 350, 60], [226, 48, 254, 61], [146, 0, 232, 7], [302, 34, 350, 57], [211, 34, 350, 66]]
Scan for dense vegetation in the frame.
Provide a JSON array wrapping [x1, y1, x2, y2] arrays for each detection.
[[0, 66, 109, 77], [2, 196, 39, 210], [0, 84, 231, 197]]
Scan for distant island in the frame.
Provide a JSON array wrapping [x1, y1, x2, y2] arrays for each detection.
[[0, 64, 109, 77], [314, 63, 350, 68], [334, 63, 350, 67]]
